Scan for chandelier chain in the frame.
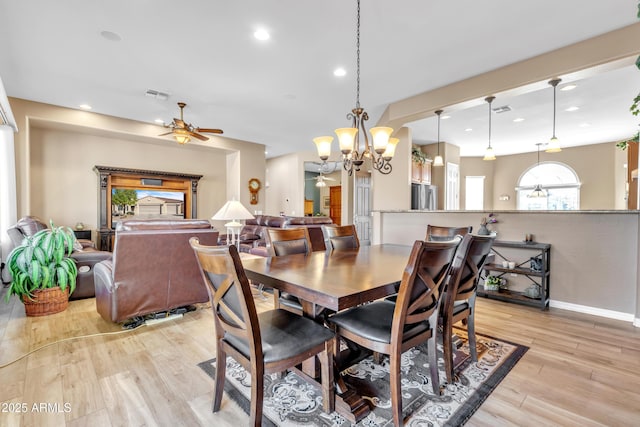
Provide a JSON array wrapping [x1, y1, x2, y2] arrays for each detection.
[[355, 0, 361, 109]]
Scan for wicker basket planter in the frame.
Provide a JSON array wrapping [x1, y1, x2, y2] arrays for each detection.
[[21, 287, 70, 317]]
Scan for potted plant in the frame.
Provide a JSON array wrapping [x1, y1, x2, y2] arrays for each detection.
[[411, 146, 430, 164], [5, 220, 77, 316], [484, 275, 501, 291]]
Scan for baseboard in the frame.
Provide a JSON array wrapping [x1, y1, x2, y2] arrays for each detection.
[[549, 300, 636, 325]]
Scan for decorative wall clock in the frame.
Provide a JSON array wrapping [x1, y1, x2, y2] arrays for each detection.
[[248, 178, 261, 204]]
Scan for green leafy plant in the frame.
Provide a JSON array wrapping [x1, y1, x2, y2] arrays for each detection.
[[411, 146, 430, 164], [5, 220, 77, 302]]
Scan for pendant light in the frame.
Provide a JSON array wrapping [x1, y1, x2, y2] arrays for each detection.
[[528, 143, 547, 198], [433, 110, 444, 167], [483, 96, 496, 161], [313, 0, 395, 175], [546, 78, 562, 153]]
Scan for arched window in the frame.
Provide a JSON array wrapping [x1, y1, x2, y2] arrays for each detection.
[[516, 162, 581, 210]]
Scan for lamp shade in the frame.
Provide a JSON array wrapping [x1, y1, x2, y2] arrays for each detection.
[[212, 200, 255, 221], [335, 127, 358, 153], [313, 136, 333, 160], [433, 155, 444, 167], [483, 146, 496, 161], [370, 127, 393, 153], [546, 136, 562, 153], [382, 137, 399, 159]]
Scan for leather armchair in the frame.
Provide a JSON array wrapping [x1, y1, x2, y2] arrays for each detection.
[[6, 216, 112, 300], [94, 219, 219, 323]]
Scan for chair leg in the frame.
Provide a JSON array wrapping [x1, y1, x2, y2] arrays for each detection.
[[389, 350, 403, 427], [250, 363, 265, 427], [320, 340, 335, 413], [442, 315, 455, 383], [427, 335, 441, 395], [467, 311, 478, 362], [213, 347, 226, 412], [373, 351, 383, 364], [273, 289, 281, 309]]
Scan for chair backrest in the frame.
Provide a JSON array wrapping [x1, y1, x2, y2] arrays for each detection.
[[189, 238, 262, 360], [322, 224, 360, 250], [426, 224, 473, 241], [445, 233, 495, 303], [7, 216, 49, 247], [265, 227, 312, 256], [393, 238, 460, 341]]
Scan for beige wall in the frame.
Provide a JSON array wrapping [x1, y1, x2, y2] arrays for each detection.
[[9, 97, 266, 232], [373, 210, 640, 324], [460, 142, 623, 210]]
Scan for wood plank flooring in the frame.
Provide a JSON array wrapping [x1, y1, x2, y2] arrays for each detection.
[[1, 287, 639, 426]]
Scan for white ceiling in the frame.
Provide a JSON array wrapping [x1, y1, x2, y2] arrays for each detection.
[[0, 1, 638, 158]]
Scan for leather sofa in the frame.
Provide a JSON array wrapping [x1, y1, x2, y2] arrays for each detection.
[[6, 216, 112, 300], [229, 214, 332, 256], [94, 219, 219, 323]]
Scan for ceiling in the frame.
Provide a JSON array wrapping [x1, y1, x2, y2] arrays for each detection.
[[0, 1, 638, 159]]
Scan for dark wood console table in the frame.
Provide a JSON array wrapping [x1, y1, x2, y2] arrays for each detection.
[[479, 240, 551, 310]]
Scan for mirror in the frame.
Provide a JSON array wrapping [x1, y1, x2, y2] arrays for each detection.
[[304, 161, 342, 217]]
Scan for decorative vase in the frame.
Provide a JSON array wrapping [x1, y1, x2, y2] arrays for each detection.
[[478, 224, 490, 235]]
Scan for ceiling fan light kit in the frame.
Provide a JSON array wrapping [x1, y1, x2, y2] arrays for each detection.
[[159, 102, 223, 144]]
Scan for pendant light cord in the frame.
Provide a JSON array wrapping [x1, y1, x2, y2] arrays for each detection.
[[552, 83, 557, 138], [355, 0, 361, 109], [486, 96, 495, 148], [435, 110, 442, 155]]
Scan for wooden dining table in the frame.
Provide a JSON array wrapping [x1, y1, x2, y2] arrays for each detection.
[[241, 243, 413, 423]]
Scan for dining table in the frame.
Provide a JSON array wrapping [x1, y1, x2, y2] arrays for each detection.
[[241, 243, 413, 423]]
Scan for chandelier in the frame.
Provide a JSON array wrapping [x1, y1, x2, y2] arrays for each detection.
[[528, 143, 547, 198], [313, 0, 397, 176]]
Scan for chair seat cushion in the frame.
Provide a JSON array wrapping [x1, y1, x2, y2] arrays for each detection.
[[328, 301, 430, 345], [224, 309, 334, 364]]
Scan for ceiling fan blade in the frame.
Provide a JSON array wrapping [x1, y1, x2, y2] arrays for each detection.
[[195, 128, 224, 134], [158, 131, 174, 136], [189, 131, 209, 141]]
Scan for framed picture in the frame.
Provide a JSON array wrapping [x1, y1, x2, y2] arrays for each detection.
[[323, 196, 330, 209]]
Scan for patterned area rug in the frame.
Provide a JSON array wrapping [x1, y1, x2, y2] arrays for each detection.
[[198, 329, 528, 426]]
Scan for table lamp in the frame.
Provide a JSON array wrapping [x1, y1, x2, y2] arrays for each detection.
[[212, 199, 255, 248]]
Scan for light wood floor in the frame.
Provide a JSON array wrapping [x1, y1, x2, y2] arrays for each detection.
[[1, 287, 639, 427]]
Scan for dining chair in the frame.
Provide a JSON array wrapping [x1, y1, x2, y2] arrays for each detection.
[[189, 238, 335, 426], [426, 224, 473, 241], [322, 224, 360, 250], [327, 239, 460, 426], [265, 227, 312, 314], [439, 233, 495, 383]]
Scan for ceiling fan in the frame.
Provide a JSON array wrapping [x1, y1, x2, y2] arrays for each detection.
[[305, 174, 336, 187], [159, 102, 223, 144]]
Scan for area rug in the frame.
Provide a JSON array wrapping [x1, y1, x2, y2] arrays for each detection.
[[198, 328, 527, 426]]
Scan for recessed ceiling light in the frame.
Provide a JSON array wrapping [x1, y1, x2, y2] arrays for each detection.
[[333, 68, 346, 77], [154, 119, 164, 124], [561, 84, 577, 91], [513, 117, 525, 122], [79, 104, 92, 110], [441, 115, 451, 120], [565, 106, 580, 112], [254, 29, 270, 41], [100, 30, 122, 42], [465, 128, 473, 132]]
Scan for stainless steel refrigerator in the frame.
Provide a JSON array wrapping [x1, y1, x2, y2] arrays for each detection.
[[411, 183, 437, 210]]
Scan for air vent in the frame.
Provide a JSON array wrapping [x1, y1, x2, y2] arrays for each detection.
[[145, 89, 170, 101], [492, 105, 512, 114]]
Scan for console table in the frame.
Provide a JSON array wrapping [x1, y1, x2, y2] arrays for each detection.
[[479, 240, 551, 310]]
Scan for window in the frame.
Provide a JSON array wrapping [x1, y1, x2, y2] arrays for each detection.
[[465, 176, 485, 210], [516, 162, 580, 210]]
